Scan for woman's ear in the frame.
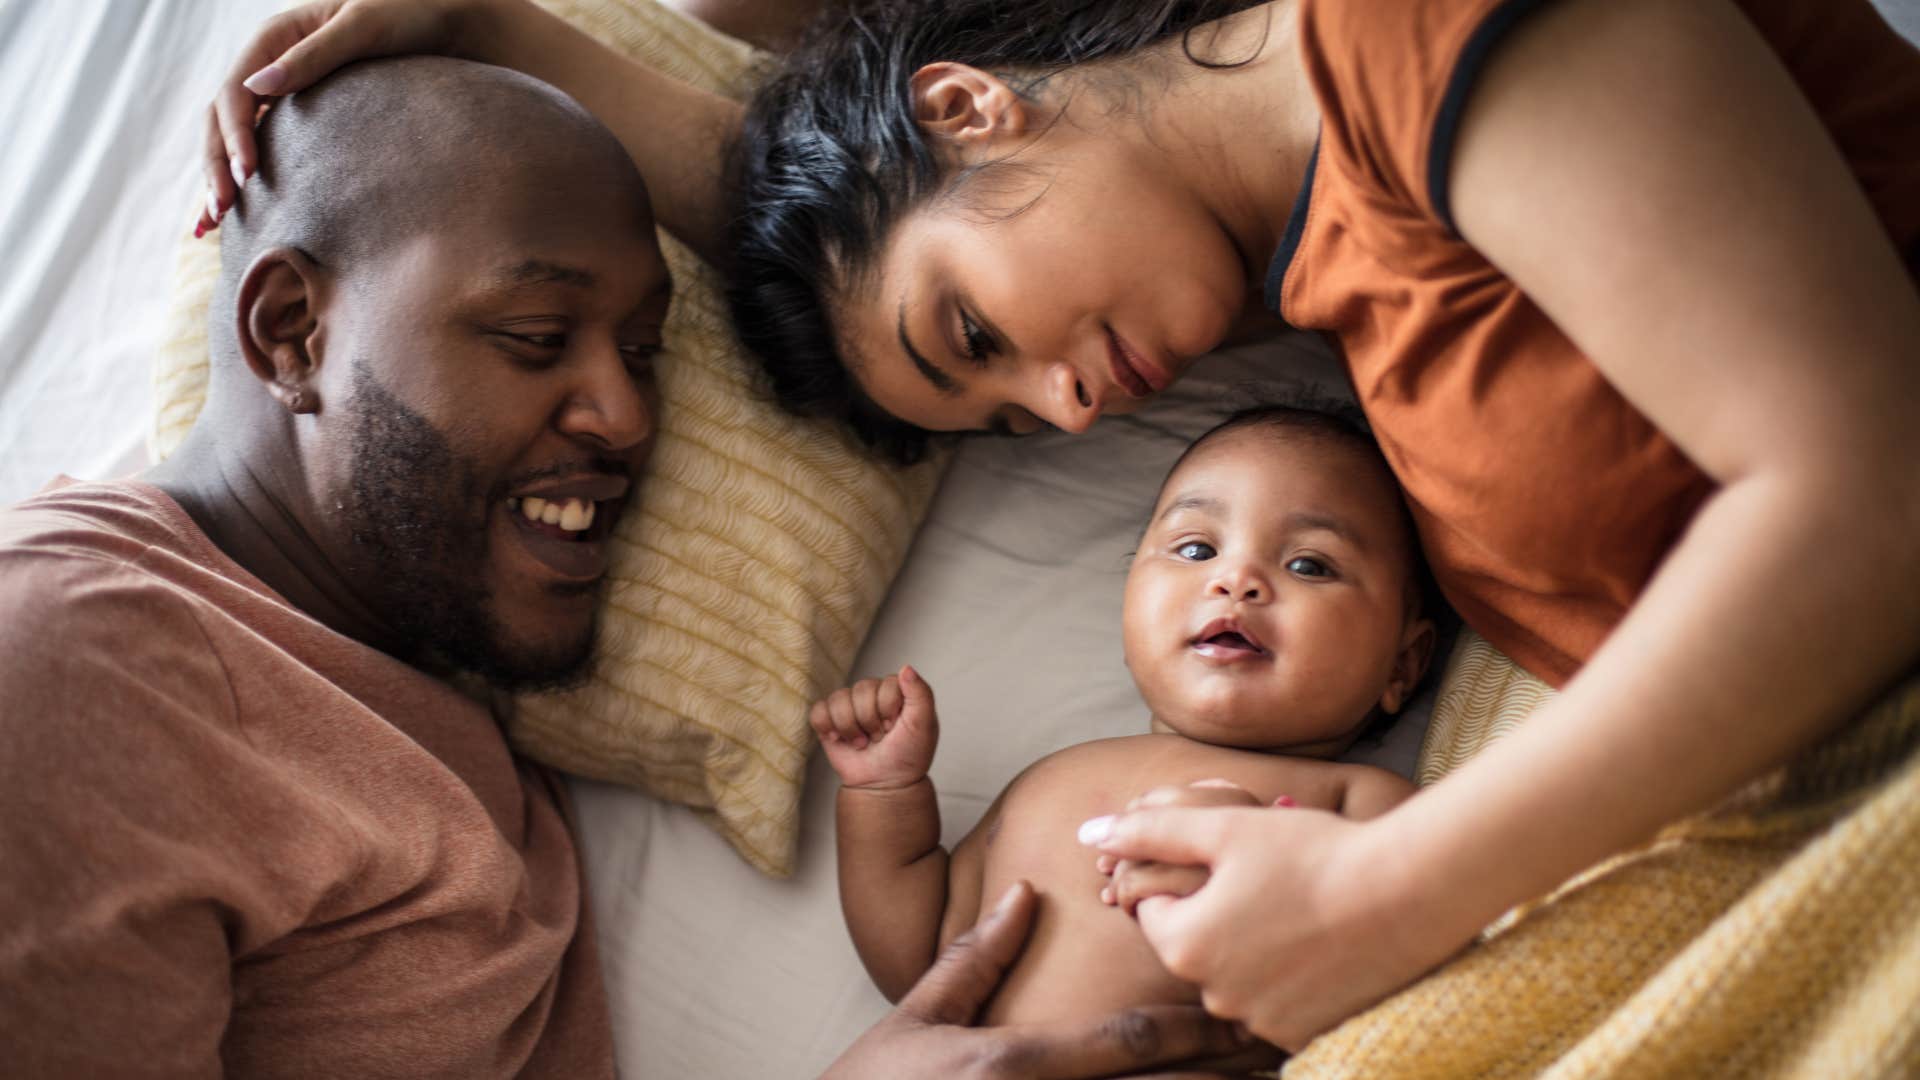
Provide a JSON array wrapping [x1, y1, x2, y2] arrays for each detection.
[[1379, 617, 1438, 715], [909, 62, 1030, 148], [235, 246, 329, 415]]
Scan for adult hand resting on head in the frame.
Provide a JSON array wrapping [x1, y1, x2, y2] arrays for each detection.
[[201, 0, 748, 264], [1080, 803, 1446, 1055], [827, 880, 1264, 1079]]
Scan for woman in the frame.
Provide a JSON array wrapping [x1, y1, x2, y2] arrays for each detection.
[[203, 0, 1920, 1060]]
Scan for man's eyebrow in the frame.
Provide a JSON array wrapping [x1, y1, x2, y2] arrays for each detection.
[[498, 259, 598, 289], [898, 300, 960, 398]]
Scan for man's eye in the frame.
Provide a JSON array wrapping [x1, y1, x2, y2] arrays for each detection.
[[1177, 541, 1216, 561], [516, 333, 565, 350], [1287, 556, 1331, 578]]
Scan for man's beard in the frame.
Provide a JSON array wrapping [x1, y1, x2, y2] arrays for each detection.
[[341, 360, 597, 692]]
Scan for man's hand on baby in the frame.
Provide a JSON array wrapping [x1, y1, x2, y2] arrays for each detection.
[[809, 664, 939, 790], [1095, 780, 1265, 915]]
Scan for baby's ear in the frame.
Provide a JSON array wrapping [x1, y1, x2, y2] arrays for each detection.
[[1379, 617, 1437, 715]]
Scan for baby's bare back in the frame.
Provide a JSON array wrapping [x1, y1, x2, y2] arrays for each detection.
[[957, 733, 1368, 1028]]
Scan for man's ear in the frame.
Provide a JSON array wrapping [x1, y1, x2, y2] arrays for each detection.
[[235, 246, 329, 415], [1379, 617, 1438, 715], [909, 62, 1031, 148]]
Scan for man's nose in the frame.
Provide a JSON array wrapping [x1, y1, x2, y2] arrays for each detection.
[[556, 341, 654, 453], [1032, 360, 1100, 434]]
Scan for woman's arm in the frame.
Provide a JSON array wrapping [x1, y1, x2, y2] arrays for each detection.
[[1088, 0, 1920, 1051], [1414, 0, 1920, 962], [203, 0, 746, 264]]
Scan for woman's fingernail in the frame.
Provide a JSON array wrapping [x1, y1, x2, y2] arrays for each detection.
[[230, 156, 247, 188], [206, 191, 221, 221], [193, 220, 207, 239], [993, 882, 1024, 917], [1273, 795, 1297, 808], [1077, 815, 1115, 846], [243, 64, 286, 94]]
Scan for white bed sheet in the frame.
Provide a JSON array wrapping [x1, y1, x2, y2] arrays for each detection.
[[0, 0, 284, 505]]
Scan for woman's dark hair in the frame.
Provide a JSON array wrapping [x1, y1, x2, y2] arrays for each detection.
[[726, 0, 1265, 465]]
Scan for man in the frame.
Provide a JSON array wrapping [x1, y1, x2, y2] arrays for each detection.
[[0, 57, 1249, 1077]]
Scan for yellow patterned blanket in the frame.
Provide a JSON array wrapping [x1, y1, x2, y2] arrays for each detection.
[[1294, 629, 1920, 1078]]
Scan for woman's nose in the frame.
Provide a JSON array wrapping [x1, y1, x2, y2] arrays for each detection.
[[1032, 360, 1099, 434]]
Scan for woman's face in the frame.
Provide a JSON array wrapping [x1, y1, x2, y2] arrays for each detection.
[[834, 138, 1251, 435]]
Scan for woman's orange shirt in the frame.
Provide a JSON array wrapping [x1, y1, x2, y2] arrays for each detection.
[[1272, 0, 1920, 685]]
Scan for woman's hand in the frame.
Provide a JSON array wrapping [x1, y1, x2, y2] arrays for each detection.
[[1081, 804, 1455, 1053], [828, 881, 1264, 1078], [199, 0, 481, 235], [1093, 779, 1263, 914]]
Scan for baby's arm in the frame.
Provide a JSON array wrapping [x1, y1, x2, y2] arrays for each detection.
[[813, 666, 950, 1002], [1332, 764, 1417, 821]]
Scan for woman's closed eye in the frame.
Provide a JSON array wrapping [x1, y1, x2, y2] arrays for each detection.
[[957, 306, 996, 365]]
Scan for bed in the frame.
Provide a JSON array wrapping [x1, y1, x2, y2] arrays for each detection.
[[7, 2, 1919, 1077]]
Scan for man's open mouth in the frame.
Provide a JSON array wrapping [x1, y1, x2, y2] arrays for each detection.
[[507, 495, 610, 542], [501, 473, 629, 582]]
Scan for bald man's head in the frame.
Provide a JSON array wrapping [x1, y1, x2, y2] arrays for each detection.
[[186, 55, 671, 692], [210, 55, 648, 382]]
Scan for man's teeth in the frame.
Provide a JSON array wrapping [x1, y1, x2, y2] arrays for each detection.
[[507, 496, 597, 533]]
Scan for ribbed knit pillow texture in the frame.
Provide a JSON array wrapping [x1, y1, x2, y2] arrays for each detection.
[[151, 0, 944, 876]]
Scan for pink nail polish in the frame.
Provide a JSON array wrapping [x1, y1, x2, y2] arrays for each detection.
[[243, 64, 286, 94], [1273, 794, 1296, 808], [193, 221, 206, 240]]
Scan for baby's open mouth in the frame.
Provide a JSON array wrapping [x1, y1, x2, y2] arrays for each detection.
[[1190, 619, 1270, 659]]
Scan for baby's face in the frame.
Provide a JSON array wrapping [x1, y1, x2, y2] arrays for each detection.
[[1122, 426, 1424, 755]]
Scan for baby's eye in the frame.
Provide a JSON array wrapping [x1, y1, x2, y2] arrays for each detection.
[[1176, 541, 1217, 562], [1287, 556, 1331, 578]]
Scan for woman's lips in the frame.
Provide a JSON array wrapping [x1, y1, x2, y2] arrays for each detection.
[[1106, 326, 1169, 398]]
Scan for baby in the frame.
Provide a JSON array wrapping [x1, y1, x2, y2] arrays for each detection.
[[811, 406, 1437, 1039]]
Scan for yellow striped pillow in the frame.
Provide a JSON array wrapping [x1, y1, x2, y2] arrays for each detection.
[[1417, 627, 1557, 785], [151, 0, 945, 876]]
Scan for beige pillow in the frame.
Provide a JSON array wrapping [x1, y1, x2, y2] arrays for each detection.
[[151, 0, 946, 877], [1417, 627, 1556, 784]]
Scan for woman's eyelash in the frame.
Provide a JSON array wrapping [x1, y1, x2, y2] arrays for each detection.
[[958, 308, 993, 365]]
